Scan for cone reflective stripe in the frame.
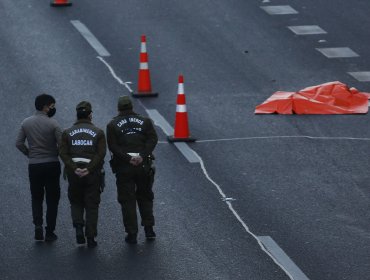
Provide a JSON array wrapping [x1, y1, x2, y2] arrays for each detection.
[[133, 35, 158, 97], [176, 104, 187, 112], [140, 62, 149, 70], [50, 0, 72, 6], [168, 75, 196, 142]]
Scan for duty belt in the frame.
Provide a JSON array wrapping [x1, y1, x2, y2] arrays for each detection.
[[127, 153, 140, 157], [72, 157, 91, 163]]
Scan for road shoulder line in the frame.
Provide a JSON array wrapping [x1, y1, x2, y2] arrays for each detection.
[[71, 20, 111, 57], [258, 236, 310, 280]]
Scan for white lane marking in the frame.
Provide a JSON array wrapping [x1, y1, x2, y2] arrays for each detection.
[[258, 236, 310, 280], [173, 142, 200, 163], [97, 56, 133, 93], [348, 71, 370, 82], [146, 109, 200, 163], [222, 197, 236, 202], [288, 25, 327, 35], [316, 47, 359, 58], [261, 5, 298, 15], [146, 109, 173, 135], [318, 39, 327, 43], [195, 135, 370, 143], [70, 20, 111, 57], [191, 149, 297, 280]]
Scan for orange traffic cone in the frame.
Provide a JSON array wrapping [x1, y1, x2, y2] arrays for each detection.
[[133, 35, 158, 98], [168, 75, 196, 142], [50, 0, 72, 6]]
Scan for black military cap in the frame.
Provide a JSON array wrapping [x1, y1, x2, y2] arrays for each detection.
[[76, 101, 92, 112], [118, 96, 133, 111]]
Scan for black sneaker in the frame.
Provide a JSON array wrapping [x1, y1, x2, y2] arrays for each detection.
[[44, 232, 58, 242], [34, 226, 44, 241], [144, 226, 156, 240], [125, 233, 137, 244], [76, 225, 86, 244], [87, 237, 97, 248]]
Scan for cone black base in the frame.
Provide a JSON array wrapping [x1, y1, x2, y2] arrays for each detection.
[[50, 2, 72, 6], [167, 136, 196, 143], [132, 92, 158, 98]]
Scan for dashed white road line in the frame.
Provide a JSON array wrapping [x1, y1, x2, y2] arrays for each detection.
[[173, 142, 200, 163], [263, 3, 370, 87], [258, 236, 310, 280], [316, 47, 359, 58], [145, 109, 173, 135], [348, 71, 370, 82], [261, 5, 299, 15], [70, 20, 111, 57], [288, 25, 327, 35]]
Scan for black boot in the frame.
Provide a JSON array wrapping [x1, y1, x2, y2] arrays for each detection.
[[44, 231, 58, 242], [144, 226, 156, 240], [125, 233, 137, 244], [75, 225, 86, 244], [34, 226, 44, 241], [87, 237, 97, 248]]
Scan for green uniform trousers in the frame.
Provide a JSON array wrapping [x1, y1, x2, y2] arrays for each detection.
[[116, 165, 154, 235], [67, 171, 101, 238]]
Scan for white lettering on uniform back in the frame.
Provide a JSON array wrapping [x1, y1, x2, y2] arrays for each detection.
[[72, 140, 93, 146], [129, 118, 144, 125], [69, 129, 97, 137]]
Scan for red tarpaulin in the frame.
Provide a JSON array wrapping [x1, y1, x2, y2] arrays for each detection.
[[255, 81, 370, 114]]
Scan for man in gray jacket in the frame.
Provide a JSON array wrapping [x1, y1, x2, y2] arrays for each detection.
[[16, 94, 62, 242]]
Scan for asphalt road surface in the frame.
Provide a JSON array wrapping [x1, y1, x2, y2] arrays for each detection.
[[1, 0, 370, 279]]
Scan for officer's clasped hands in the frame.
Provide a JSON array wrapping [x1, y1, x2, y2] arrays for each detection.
[[129, 156, 143, 166], [74, 168, 89, 178]]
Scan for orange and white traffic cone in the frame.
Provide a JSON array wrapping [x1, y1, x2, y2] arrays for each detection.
[[50, 0, 72, 6], [168, 75, 196, 142], [133, 35, 158, 98]]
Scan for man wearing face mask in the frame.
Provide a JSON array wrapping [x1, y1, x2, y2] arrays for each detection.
[[16, 93, 62, 242], [59, 101, 106, 248]]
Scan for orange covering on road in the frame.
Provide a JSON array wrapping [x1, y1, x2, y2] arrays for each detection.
[[255, 82, 370, 114]]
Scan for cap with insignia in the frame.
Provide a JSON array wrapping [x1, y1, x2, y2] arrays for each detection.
[[76, 101, 92, 112], [118, 96, 133, 111]]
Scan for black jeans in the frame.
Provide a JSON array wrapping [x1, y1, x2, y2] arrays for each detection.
[[28, 161, 61, 232]]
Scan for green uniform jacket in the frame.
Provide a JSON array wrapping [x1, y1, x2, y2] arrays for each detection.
[[60, 119, 106, 173], [106, 110, 158, 164]]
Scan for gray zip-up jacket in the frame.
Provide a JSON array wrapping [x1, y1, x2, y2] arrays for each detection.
[[16, 111, 62, 164]]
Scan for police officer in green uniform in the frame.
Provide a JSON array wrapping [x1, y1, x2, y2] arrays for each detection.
[[59, 101, 106, 248], [107, 96, 158, 244]]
